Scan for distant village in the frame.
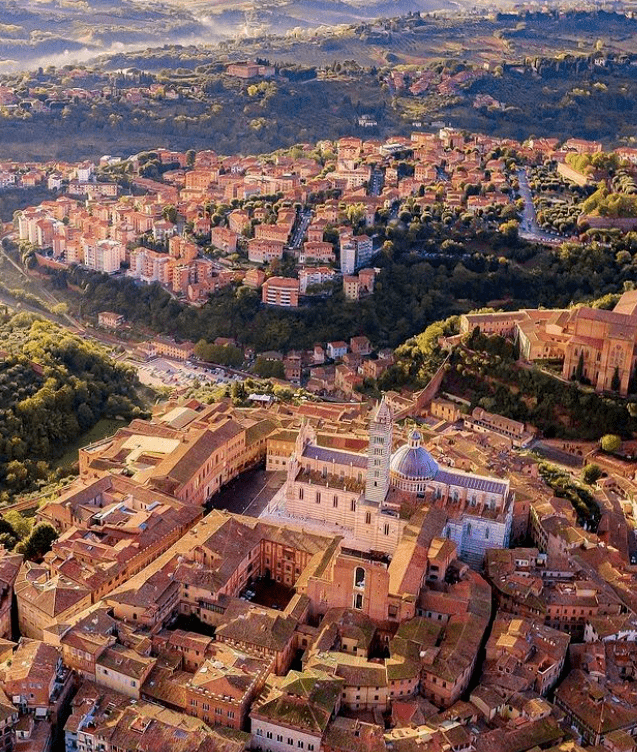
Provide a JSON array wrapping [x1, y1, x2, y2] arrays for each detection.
[[9, 120, 637, 403]]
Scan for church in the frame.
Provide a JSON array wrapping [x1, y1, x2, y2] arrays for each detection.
[[284, 398, 514, 567]]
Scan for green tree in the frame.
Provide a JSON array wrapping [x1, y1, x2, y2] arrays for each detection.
[[611, 366, 621, 392], [2, 510, 32, 540], [231, 381, 248, 404], [17, 521, 58, 561], [582, 463, 602, 485], [253, 358, 285, 379], [601, 434, 621, 453], [162, 205, 178, 224], [575, 352, 584, 382], [499, 219, 519, 241]]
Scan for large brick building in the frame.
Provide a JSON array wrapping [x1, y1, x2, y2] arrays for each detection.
[[461, 289, 637, 396]]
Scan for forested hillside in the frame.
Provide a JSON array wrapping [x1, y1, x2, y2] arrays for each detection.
[[0, 313, 146, 500]]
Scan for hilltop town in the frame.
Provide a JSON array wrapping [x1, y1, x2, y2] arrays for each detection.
[[0, 374, 633, 752], [4, 4, 637, 751]]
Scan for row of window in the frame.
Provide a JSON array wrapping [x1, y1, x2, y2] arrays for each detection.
[[254, 730, 314, 749]]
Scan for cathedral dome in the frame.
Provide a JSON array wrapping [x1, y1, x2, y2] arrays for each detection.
[[390, 429, 438, 483]]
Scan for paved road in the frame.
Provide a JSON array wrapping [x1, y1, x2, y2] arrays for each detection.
[[289, 209, 312, 250], [369, 168, 384, 197], [516, 168, 566, 244], [436, 166, 450, 183]]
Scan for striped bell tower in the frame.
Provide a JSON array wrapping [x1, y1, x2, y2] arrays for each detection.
[[365, 396, 393, 504]]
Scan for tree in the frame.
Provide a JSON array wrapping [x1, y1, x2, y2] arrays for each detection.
[[231, 381, 247, 404], [575, 351, 584, 382], [499, 219, 519, 241], [611, 366, 621, 392], [186, 149, 196, 167], [162, 205, 178, 224], [2, 511, 31, 540], [17, 522, 58, 561], [582, 463, 602, 485], [345, 203, 366, 227], [601, 434, 622, 453], [253, 357, 285, 379]]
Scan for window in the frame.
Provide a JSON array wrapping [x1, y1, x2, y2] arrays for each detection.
[[350, 499, 356, 512], [287, 739, 294, 746], [353, 592, 363, 609], [333, 496, 338, 508], [298, 488, 304, 500], [267, 732, 273, 740], [485, 528, 489, 540], [354, 567, 366, 589], [316, 492, 321, 504], [365, 512, 371, 525], [277, 736, 283, 743], [384, 523, 390, 536], [256, 730, 263, 737], [227, 711, 235, 719], [298, 742, 304, 748]]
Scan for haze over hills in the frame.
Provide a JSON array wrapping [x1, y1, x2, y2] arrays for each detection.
[[0, 0, 604, 71]]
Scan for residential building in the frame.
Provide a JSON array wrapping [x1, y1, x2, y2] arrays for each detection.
[[262, 278, 300, 308], [251, 669, 342, 752]]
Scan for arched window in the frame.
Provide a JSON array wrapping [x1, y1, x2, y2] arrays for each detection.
[[354, 566, 366, 589]]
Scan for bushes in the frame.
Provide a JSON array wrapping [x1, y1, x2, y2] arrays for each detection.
[[600, 434, 622, 452], [445, 334, 636, 440], [582, 463, 602, 485], [539, 462, 601, 530]]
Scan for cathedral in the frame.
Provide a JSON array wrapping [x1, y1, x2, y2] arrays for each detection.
[[284, 398, 513, 567]]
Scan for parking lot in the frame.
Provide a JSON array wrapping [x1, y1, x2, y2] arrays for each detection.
[[133, 357, 247, 389]]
